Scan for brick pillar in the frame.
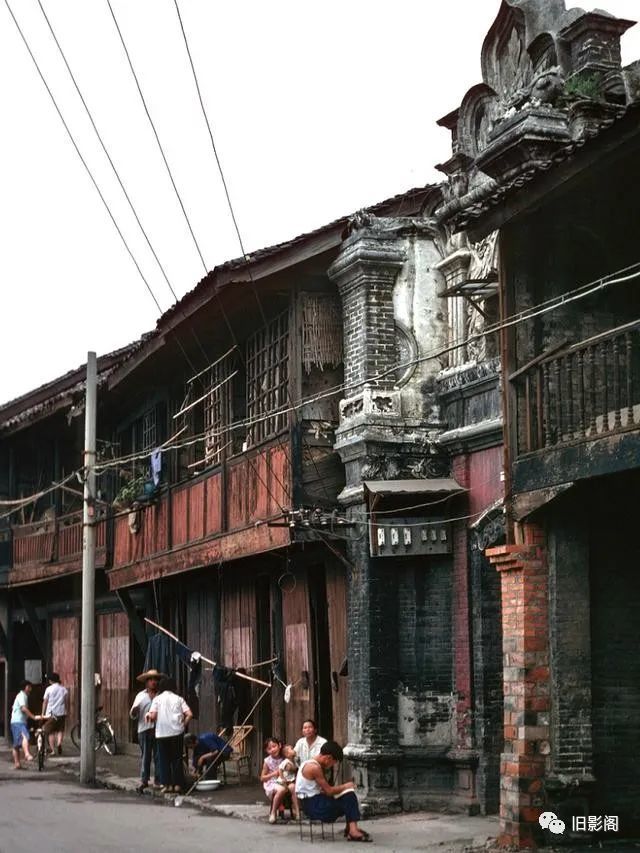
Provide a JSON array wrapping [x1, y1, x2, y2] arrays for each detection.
[[486, 523, 550, 849], [328, 229, 405, 395], [449, 453, 479, 811]]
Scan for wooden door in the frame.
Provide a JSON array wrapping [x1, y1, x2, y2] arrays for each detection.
[[51, 616, 79, 724], [326, 561, 348, 748], [281, 570, 315, 745], [186, 581, 219, 733], [97, 612, 130, 745], [221, 572, 260, 770]]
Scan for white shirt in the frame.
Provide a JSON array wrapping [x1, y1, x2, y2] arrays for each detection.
[[43, 683, 68, 717], [149, 690, 190, 738], [294, 735, 327, 765], [295, 759, 322, 799], [11, 690, 29, 725], [130, 689, 155, 734]]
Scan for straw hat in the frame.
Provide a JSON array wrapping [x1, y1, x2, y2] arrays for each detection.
[[136, 669, 166, 683]]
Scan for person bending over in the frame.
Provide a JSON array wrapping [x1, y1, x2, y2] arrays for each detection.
[[184, 731, 231, 778], [295, 741, 371, 842]]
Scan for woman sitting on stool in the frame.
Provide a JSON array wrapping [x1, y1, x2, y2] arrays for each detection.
[[295, 741, 371, 842]]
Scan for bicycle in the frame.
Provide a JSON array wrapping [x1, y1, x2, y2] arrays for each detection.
[[34, 718, 50, 771], [70, 706, 117, 755]]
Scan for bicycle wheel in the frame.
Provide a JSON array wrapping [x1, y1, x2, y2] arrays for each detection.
[[100, 722, 117, 755], [37, 731, 46, 771], [71, 722, 102, 751]]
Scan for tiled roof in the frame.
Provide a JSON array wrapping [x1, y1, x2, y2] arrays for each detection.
[[157, 185, 439, 327], [449, 101, 640, 231], [0, 337, 150, 433]]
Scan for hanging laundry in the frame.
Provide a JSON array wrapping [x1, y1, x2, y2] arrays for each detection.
[[150, 448, 162, 486], [143, 633, 174, 677], [213, 666, 238, 731]]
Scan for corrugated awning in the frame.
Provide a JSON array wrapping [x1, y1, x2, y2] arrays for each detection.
[[364, 478, 465, 497]]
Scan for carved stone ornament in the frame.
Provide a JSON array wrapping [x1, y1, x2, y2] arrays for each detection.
[[346, 211, 441, 241], [436, 0, 634, 195], [359, 438, 450, 482], [470, 505, 505, 551], [437, 357, 501, 395]]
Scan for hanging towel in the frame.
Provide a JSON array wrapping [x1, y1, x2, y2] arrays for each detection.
[[150, 448, 162, 486]]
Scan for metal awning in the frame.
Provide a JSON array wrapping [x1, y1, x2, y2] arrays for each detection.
[[364, 478, 466, 497], [440, 276, 499, 299]]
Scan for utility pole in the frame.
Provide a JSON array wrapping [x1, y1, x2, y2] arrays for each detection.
[[80, 352, 97, 784]]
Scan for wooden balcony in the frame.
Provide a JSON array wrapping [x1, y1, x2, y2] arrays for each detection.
[[107, 438, 292, 589], [511, 320, 640, 492], [9, 511, 107, 586]]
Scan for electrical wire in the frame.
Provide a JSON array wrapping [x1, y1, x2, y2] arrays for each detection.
[[172, 2, 330, 502], [106, 0, 208, 273], [0, 472, 81, 509], [3, 0, 164, 316], [89, 268, 640, 468], [36, 0, 209, 370], [106, 0, 288, 511]]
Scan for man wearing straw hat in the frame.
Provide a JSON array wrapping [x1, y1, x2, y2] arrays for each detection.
[[130, 669, 164, 794]]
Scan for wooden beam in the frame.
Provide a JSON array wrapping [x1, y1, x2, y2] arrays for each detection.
[[115, 589, 148, 655], [16, 590, 47, 661]]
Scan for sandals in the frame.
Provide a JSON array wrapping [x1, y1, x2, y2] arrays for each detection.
[[347, 831, 372, 843]]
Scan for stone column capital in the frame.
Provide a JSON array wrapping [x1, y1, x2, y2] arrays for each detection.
[[328, 234, 406, 294]]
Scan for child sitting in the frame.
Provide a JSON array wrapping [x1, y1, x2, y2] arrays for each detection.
[[276, 745, 299, 819]]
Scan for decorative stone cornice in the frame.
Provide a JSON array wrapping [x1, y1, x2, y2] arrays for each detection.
[[436, 357, 501, 396], [345, 212, 441, 240]]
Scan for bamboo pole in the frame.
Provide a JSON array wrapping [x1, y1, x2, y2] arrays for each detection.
[[143, 617, 270, 688]]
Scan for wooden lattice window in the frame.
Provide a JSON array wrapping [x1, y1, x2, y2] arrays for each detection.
[[141, 408, 157, 452], [301, 293, 343, 373], [246, 311, 289, 445], [203, 353, 235, 465]]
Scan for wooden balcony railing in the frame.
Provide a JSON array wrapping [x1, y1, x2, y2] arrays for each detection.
[[12, 511, 107, 568], [112, 438, 291, 569], [513, 320, 640, 455], [8, 438, 291, 575]]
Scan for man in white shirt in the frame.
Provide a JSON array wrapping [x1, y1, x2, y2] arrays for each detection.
[[42, 673, 69, 755], [147, 677, 192, 793], [129, 669, 164, 793], [294, 719, 327, 765]]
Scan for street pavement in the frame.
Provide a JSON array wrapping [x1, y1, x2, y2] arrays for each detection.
[[0, 759, 498, 853]]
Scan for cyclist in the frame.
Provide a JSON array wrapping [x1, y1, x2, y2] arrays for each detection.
[[42, 673, 69, 755]]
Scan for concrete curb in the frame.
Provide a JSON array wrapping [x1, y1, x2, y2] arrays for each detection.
[[57, 760, 267, 822]]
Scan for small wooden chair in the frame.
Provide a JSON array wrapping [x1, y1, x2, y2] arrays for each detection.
[[220, 724, 253, 783], [298, 811, 336, 843]]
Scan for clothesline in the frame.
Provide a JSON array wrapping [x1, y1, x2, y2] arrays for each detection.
[[144, 617, 270, 688]]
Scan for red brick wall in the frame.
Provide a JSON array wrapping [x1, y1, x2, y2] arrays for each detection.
[[487, 523, 550, 849]]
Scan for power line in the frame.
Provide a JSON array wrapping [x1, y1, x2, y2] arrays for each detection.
[[172, 0, 246, 258], [8, 0, 207, 386], [4, 0, 165, 316], [35, 0, 212, 377], [102, 1, 288, 512], [87, 267, 640, 475], [106, 0, 209, 274], [172, 1, 330, 503], [37, 0, 178, 306]]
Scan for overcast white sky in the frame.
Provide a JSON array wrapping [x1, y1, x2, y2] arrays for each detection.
[[2, 0, 639, 405]]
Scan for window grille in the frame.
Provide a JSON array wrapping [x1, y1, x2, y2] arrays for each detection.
[[203, 353, 234, 465], [246, 311, 289, 445], [141, 407, 158, 452]]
